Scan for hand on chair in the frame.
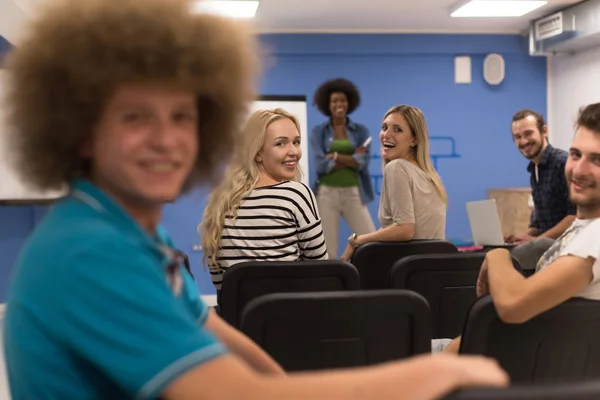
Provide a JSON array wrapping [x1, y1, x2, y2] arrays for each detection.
[[505, 233, 535, 244], [341, 233, 361, 261], [476, 258, 490, 297], [340, 244, 355, 261]]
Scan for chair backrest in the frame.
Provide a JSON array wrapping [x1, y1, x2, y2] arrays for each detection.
[[219, 260, 360, 327], [460, 296, 600, 383], [443, 380, 600, 400], [240, 290, 431, 371], [390, 253, 522, 339], [390, 253, 483, 339], [351, 240, 459, 289]]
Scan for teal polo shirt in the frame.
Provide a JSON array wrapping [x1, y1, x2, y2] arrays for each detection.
[[3, 180, 226, 399]]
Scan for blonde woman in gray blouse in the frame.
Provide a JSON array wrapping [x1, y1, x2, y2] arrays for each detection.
[[341, 105, 448, 261]]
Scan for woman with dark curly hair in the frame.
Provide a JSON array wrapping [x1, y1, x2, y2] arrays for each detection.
[[310, 78, 376, 259], [2, 0, 509, 397]]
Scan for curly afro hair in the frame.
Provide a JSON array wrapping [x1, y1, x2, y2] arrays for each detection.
[[312, 78, 361, 117], [3, 0, 260, 192]]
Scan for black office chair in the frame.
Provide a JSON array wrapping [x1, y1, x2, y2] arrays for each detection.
[[351, 240, 459, 289], [219, 260, 360, 328], [444, 380, 600, 400], [240, 290, 431, 371], [390, 253, 521, 339], [460, 296, 600, 383]]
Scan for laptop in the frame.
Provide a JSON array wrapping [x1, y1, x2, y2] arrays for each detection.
[[466, 199, 515, 248]]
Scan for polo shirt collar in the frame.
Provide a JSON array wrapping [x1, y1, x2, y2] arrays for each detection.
[[70, 179, 164, 247]]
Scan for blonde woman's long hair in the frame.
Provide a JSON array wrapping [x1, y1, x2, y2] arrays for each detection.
[[200, 108, 303, 268], [383, 105, 448, 205]]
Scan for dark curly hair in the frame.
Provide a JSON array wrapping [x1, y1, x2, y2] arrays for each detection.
[[3, 0, 260, 192], [577, 103, 600, 133], [511, 109, 546, 134], [312, 78, 361, 117]]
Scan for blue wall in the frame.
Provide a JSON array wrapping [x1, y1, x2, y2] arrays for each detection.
[[0, 33, 546, 300], [257, 33, 546, 256]]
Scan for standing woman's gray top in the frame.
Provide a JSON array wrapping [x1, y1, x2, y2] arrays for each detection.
[[378, 159, 446, 239]]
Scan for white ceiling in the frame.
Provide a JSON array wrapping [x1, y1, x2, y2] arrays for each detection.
[[254, 0, 582, 34], [5, 0, 585, 36]]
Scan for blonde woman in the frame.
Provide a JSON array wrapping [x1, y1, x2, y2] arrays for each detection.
[[201, 108, 328, 289], [341, 105, 448, 261]]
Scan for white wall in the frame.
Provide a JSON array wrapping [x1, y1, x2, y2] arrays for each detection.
[[548, 46, 600, 151], [0, 303, 11, 400], [0, 0, 30, 45]]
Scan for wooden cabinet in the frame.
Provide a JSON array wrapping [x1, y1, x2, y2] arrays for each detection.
[[487, 188, 532, 236]]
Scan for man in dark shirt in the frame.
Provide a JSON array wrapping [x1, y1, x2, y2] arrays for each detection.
[[506, 109, 576, 269]]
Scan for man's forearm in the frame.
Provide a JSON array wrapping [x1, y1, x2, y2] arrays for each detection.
[[222, 326, 283, 374], [539, 215, 576, 239], [527, 227, 540, 236], [205, 311, 284, 374], [487, 249, 526, 316], [261, 355, 476, 400], [165, 353, 508, 400]]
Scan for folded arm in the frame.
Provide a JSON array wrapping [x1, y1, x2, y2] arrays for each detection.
[[310, 126, 336, 175], [327, 146, 369, 170]]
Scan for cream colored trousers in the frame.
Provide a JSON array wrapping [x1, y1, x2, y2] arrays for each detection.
[[317, 185, 376, 259]]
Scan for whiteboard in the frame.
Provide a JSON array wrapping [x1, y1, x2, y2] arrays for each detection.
[[0, 88, 308, 201], [249, 96, 309, 185]]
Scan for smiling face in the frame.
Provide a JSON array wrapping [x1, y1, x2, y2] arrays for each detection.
[[257, 117, 302, 182], [87, 84, 199, 211], [511, 115, 547, 161], [380, 112, 416, 163], [566, 126, 600, 217], [329, 91, 348, 119]]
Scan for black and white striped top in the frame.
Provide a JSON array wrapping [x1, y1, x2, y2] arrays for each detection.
[[208, 181, 328, 289]]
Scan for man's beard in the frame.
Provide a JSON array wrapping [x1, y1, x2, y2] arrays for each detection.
[[521, 142, 543, 160]]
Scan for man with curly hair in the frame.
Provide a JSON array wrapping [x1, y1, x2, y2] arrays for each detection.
[[311, 78, 376, 259], [3, 0, 508, 398]]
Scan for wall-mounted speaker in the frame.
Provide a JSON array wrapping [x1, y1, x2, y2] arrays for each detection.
[[483, 53, 505, 85]]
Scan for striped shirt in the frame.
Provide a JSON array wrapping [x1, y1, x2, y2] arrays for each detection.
[[209, 181, 328, 289]]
